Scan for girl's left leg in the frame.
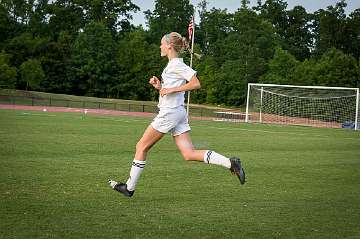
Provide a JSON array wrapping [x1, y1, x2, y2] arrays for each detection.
[[126, 125, 164, 191], [110, 125, 164, 197]]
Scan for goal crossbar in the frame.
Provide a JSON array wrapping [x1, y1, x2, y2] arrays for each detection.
[[247, 83, 358, 91]]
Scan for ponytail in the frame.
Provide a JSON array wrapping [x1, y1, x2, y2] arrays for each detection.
[[164, 32, 201, 59], [182, 37, 191, 54]]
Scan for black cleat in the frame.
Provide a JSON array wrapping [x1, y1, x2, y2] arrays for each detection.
[[229, 157, 246, 185], [108, 180, 134, 197]]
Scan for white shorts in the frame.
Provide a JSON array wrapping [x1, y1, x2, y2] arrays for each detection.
[[151, 107, 191, 136]]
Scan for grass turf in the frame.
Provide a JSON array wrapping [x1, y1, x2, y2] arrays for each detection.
[[0, 109, 360, 238]]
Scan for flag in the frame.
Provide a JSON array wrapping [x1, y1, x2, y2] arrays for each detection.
[[188, 16, 194, 41]]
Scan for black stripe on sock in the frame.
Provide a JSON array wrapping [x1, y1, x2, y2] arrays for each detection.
[[132, 162, 146, 168], [206, 151, 212, 164]]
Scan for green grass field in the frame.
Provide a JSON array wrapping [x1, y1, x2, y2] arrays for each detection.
[[1, 109, 360, 238]]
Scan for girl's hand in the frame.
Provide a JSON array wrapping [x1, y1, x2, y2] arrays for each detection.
[[160, 88, 175, 96], [149, 76, 161, 90]]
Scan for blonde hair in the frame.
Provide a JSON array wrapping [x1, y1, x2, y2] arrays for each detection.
[[164, 32, 191, 54]]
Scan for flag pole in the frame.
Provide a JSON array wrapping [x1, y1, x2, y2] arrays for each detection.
[[187, 10, 195, 118]]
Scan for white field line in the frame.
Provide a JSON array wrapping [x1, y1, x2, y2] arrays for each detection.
[[20, 112, 146, 123], [206, 126, 359, 141], [21, 112, 57, 117]]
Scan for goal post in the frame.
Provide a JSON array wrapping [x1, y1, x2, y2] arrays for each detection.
[[245, 83, 359, 130]]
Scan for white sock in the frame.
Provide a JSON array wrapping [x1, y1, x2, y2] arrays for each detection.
[[203, 150, 231, 169], [126, 159, 146, 191]]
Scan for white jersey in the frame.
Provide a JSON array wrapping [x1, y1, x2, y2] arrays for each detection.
[[158, 58, 196, 109]]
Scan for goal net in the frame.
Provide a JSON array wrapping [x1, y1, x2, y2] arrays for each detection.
[[245, 83, 359, 130]]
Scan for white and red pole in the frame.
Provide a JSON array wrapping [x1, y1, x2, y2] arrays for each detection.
[[187, 12, 195, 117]]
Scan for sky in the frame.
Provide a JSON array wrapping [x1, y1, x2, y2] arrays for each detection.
[[130, 0, 360, 27]]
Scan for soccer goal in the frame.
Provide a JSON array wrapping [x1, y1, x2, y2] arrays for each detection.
[[245, 83, 359, 130]]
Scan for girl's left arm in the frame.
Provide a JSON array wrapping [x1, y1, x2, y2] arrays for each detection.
[[160, 75, 201, 96]]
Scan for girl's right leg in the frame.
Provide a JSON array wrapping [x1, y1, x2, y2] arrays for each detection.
[[173, 132, 230, 166], [173, 132, 245, 185], [110, 125, 164, 197]]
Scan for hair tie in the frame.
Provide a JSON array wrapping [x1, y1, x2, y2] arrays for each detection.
[[165, 33, 170, 43]]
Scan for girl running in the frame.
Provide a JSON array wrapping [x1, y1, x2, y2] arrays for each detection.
[[109, 32, 245, 197]]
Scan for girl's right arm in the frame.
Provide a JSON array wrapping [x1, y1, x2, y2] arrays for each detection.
[[149, 76, 161, 90], [160, 75, 200, 97]]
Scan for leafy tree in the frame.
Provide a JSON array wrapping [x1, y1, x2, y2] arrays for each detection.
[[232, 7, 278, 61], [197, 6, 232, 56], [191, 55, 217, 104], [210, 7, 277, 105], [260, 47, 298, 84], [70, 21, 117, 97], [46, 0, 139, 40], [312, 0, 348, 56], [285, 6, 313, 60], [255, 0, 288, 37], [315, 48, 358, 87], [256, 0, 313, 60], [40, 31, 73, 93], [290, 58, 318, 86], [80, 0, 139, 34], [145, 0, 194, 43], [241, 0, 250, 9], [47, 0, 86, 39], [0, 3, 19, 47], [0, 51, 17, 89], [213, 59, 248, 105], [4, 33, 50, 89], [1, 0, 34, 25], [27, 0, 50, 36], [358, 58, 360, 88], [1, 0, 50, 38], [20, 59, 45, 91], [114, 29, 164, 100], [346, 9, 360, 59], [291, 49, 359, 88]]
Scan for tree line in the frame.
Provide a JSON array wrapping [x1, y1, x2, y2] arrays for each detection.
[[0, 0, 359, 106]]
